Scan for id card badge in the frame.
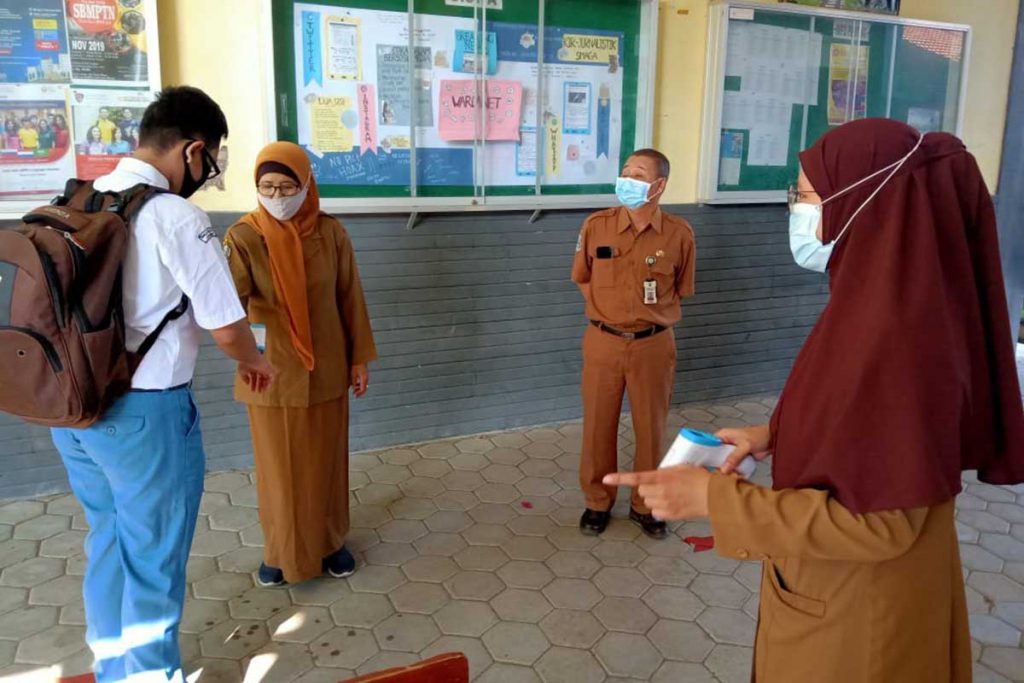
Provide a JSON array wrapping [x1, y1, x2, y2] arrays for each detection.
[[250, 324, 267, 353], [643, 279, 658, 305]]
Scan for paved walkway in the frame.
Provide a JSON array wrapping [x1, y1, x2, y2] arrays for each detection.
[[0, 396, 1022, 682]]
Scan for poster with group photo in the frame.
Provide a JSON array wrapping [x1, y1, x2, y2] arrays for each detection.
[[0, 83, 75, 198], [0, 0, 72, 84], [71, 87, 151, 178], [66, 0, 149, 86]]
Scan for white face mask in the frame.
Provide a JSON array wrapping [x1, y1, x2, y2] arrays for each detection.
[[788, 133, 926, 273], [258, 185, 309, 221]]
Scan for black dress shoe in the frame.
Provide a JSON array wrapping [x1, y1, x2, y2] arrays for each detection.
[[630, 508, 668, 539], [579, 508, 611, 536]]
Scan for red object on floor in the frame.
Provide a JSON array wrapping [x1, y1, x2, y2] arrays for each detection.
[[58, 675, 95, 683], [341, 652, 469, 682], [683, 535, 716, 552], [520, 500, 534, 509]]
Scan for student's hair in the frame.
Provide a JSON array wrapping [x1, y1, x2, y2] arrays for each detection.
[[139, 86, 229, 151], [630, 148, 671, 178]]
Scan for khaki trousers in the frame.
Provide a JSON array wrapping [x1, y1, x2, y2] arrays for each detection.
[[580, 324, 676, 512]]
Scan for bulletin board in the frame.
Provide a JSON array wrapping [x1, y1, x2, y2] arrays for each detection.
[[265, 0, 659, 213], [0, 0, 162, 219], [697, 1, 971, 204]]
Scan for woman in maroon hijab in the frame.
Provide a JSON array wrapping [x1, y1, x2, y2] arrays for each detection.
[[606, 118, 1024, 682]]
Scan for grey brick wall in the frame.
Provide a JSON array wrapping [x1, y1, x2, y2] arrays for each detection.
[[0, 203, 827, 500]]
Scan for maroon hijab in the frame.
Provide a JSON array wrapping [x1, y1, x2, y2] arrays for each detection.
[[770, 118, 1024, 514]]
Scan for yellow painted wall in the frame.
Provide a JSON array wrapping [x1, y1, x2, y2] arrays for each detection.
[[158, 0, 1019, 210]]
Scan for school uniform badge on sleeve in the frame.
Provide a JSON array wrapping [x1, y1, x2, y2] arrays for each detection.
[[575, 233, 583, 253], [223, 241, 232, 260]]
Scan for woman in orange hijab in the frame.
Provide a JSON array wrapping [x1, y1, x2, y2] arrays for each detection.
[[224, 142, 377, 586]]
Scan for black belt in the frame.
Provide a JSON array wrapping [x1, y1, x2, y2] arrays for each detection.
[[590, 320, 666, 340]]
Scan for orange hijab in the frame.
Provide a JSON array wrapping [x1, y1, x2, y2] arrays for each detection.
[[242, 142, 320, 371]]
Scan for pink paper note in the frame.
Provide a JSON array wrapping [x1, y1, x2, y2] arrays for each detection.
[[358, 83, 378, 155], [438, 79, 523, 142]]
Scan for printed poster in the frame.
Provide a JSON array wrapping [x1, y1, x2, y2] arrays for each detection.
[[66, 0, 149, 86], [376, 45, 433, 127], [0, 0, 71, 84], [0, 83, 74, 197], [781, 0, 899, 14], [71, 87, 151, 178], [326, 15, 360, 81], [828, 43, 869, 126], [563, 81, 591, 135], [718, 130, 743, 186], [453, 29, 497, 75], [438, 79, 523, 142]]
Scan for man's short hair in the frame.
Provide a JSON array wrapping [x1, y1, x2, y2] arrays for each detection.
[[630, 148, 670, 178], [139, 86, 229, 151]]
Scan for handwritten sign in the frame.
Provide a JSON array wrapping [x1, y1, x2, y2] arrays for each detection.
[[357, 84, 378, 155], [310, 97, 354, 154], [561, 34, 620, 65], [438, 79, 523, 142]]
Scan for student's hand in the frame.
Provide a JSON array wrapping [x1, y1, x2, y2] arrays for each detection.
[[351, 364, 370, 398], [603, 466, 712, 520], [716, 424, 772, 474], [240, 356, 275, 393]]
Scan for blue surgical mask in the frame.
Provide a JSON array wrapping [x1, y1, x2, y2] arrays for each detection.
[[789, 203, 834, 273], [616, 177, 654, 209]]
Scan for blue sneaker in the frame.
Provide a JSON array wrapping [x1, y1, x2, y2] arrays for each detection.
[[257, 563, 286, 587], [323, 546, 356, 578]]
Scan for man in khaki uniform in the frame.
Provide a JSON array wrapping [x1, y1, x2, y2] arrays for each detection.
[[571, 149, 695, 538]]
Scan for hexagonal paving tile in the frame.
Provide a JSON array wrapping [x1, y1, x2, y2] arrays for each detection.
[[959, 510, 1012, 534], [205, 472, 250, 493], [402, 556, 460, 583], [329, 591, 394, 629], [594, 632, 663, 679], [960, 544, 1006, 572], [424, 510, 473, 534], [244, 642, 315, 681], [38, 531, 86, 559], [199, 620, 270, 660], [535, 646, 607, 683], [542, 578, 603, 611], [491, 588, 554, 623], [387, 497, 439, 521], [476, 483, 521, 505], [496, 560, 554, 590], [377, 519, 428, 544], [444, 571, 506, 601], [374, 613, 441, 652], [0, 540, 45, 571], [228, 485, 259, 508], [968, 614, 1021, 647], [639, 556, 698, 587], [980, 533, 1024, 562], [0, 501, 45, 525], [0, 586, 27, 616], [468, 504, 518, 525], [28, 576, 81, 607], [414, 532, 468, 557], [697, 607, 757, 646], [421, 635, 494, 680], [368, 464, 413, 485], [433, 491, 479, 511], [363, 542, 418, 568], [642, 585, 706, 621], [388, 582, 449, 615], [539, 609, 605, 649], [652, 661, 717, 683], [287, 579, 351, 607], [969, 572, 1024, 602], [433, 599, 499, 637], [357, 651, 420, 675], [482, 621, 550, 665], [0, 605, 58, 640], [594, 596, 658, 634], [705, 643, 754, 682], [648, 619, 715, 662], [15, 624, 85, 665], [239, 524, 266, 548], [455, 546, 510, 572], [347, 565, 406, 594], [503, 537, 557, 562], [311, 627, 379, 669], [192, 571, 253, 601], [593, 567, 652, 599], [228, 586, 291, 620], [450, 453, 491, 472], [2, 557, 65, 588], [592, 540, 647, 568], [190, 530, 241, 558], [456, 438, 494, 454], [208, 506, 259, 532], [463, 523, 513, 547], [180, 597, 231, 634], [507, 515, 557, 538], [690, 574, 750, 608]]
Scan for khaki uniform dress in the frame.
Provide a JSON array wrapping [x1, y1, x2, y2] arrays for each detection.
[[571, 207, 696, 512], [224, 215, 376, 582], [708, 474, 972, 682]]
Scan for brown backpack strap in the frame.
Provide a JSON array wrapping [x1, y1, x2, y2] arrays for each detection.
[[129, 294, 191, 369]]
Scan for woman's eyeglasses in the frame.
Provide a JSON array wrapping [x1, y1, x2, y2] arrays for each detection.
[[787, 184, 815, 209], [257, 182, 301, 198]]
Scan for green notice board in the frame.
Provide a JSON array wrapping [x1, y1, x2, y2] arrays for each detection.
[[269, 0, 649, 206], [699, 2, 969, 203]]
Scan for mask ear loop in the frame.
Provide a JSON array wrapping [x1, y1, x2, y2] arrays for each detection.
[[820, 133, 926, 245]]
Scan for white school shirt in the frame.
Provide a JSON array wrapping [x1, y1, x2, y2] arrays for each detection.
[[93, 158, 245, 389]]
